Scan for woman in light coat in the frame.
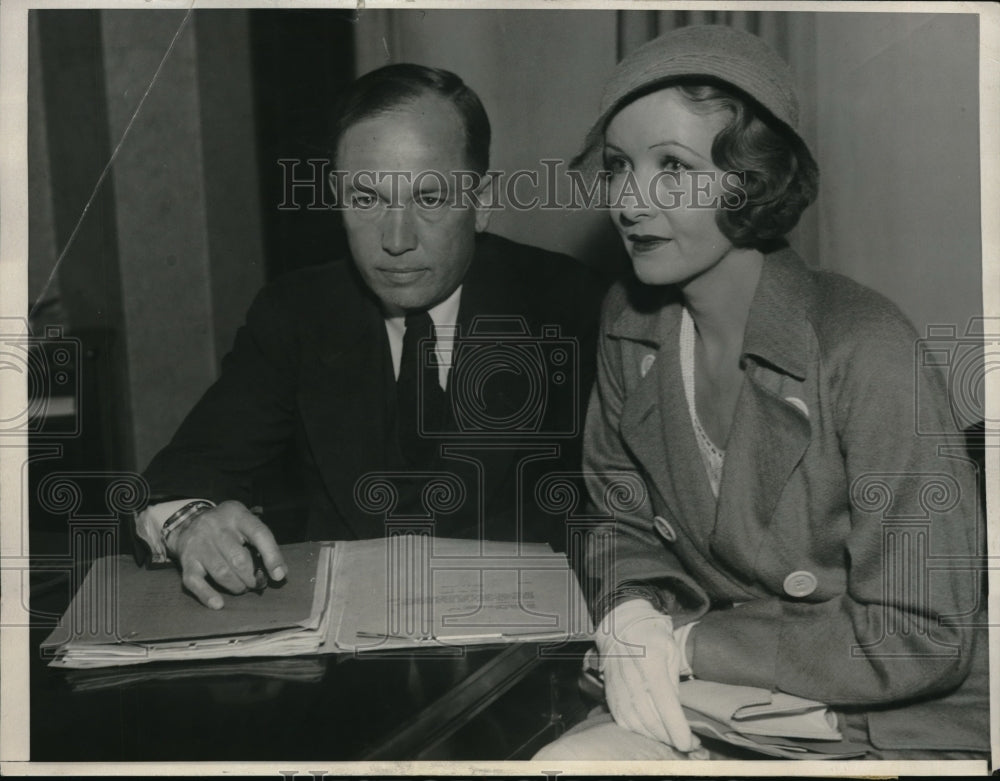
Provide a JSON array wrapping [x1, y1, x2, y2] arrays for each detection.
[[536, 24, 987, 761]]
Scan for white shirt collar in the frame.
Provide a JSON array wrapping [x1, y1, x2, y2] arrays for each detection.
[[384, 285, 462, 385]]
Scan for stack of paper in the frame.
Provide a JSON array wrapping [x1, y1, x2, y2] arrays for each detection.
[[326, 537, 593, 652], [42, 537, 593, 668]]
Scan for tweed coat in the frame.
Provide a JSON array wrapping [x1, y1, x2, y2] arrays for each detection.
[[582, 247, 987, 751]]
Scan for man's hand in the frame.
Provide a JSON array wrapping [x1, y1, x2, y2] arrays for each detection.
[[167, 500, 286, 609], [595, 598, 700, 753]]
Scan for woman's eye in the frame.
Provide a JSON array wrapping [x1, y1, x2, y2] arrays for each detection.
[[603, 155, 631, 175], [661, 156, 690, 173]]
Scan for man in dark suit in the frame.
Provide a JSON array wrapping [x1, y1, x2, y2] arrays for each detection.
[[134, 64, 606, 609]]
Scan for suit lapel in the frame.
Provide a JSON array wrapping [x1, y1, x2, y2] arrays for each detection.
[[446, 239, 525, 518], [298, 276, 391, 539]]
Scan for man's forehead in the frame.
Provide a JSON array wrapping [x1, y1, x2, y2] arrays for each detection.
[[336, 95, 468, 173]]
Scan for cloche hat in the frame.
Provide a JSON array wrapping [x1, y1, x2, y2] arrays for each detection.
[[575, 25, 806, 172]]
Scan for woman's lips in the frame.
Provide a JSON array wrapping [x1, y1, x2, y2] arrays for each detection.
[[627, 234, 672, 253]]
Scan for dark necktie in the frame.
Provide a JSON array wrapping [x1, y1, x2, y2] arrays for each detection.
[[397, 311, 447, 465]]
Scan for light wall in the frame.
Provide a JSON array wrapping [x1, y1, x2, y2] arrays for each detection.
[[103, 11, 266, 470], [813, 13, 981, 338], [27, 14, 58, 310]]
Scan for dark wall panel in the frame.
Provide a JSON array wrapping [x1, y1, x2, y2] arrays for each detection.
[[249, 9, 356, 279]]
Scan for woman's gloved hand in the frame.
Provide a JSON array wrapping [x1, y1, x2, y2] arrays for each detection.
[[595, 598, 701, 753]]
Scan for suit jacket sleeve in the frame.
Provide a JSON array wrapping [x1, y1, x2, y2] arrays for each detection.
[[142, 281, 299, 506]]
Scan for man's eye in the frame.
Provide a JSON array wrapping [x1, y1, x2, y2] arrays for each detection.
[[415, 192, 446, 208], [350, 192, 377, 208]]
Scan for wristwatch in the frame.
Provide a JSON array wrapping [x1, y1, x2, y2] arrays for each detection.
[[160, 500, 215, 548]]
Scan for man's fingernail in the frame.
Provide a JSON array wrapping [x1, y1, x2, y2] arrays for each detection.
[[208, 596, 223, 610], [273, 566, 286, 580]]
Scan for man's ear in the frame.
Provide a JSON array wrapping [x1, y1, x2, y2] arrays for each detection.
[[473, 173, 494, 233]]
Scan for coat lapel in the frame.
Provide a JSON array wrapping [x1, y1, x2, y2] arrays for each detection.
[[712, 249, 815, 564], [619, 347, 682, 522], [655, 331, 724, 547], [614, 285, 711, 535], [618, 302, 720, 549], [713, 369, 811, 570], [614, 249, 817, 559]]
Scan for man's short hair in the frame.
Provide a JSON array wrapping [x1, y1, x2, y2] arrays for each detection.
[[330, 63, 491, 175]]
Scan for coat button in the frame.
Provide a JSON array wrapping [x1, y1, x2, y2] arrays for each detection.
[[653, 515, 677, 543], [783, 570, 818, 598]]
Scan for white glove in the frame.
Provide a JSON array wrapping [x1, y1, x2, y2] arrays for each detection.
[[595, 599, 701, 753]]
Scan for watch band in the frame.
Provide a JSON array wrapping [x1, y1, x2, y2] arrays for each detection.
[[161, 500, 215, 544]]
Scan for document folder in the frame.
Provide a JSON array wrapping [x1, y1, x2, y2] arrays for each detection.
[[42, 536, 593, 668]]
